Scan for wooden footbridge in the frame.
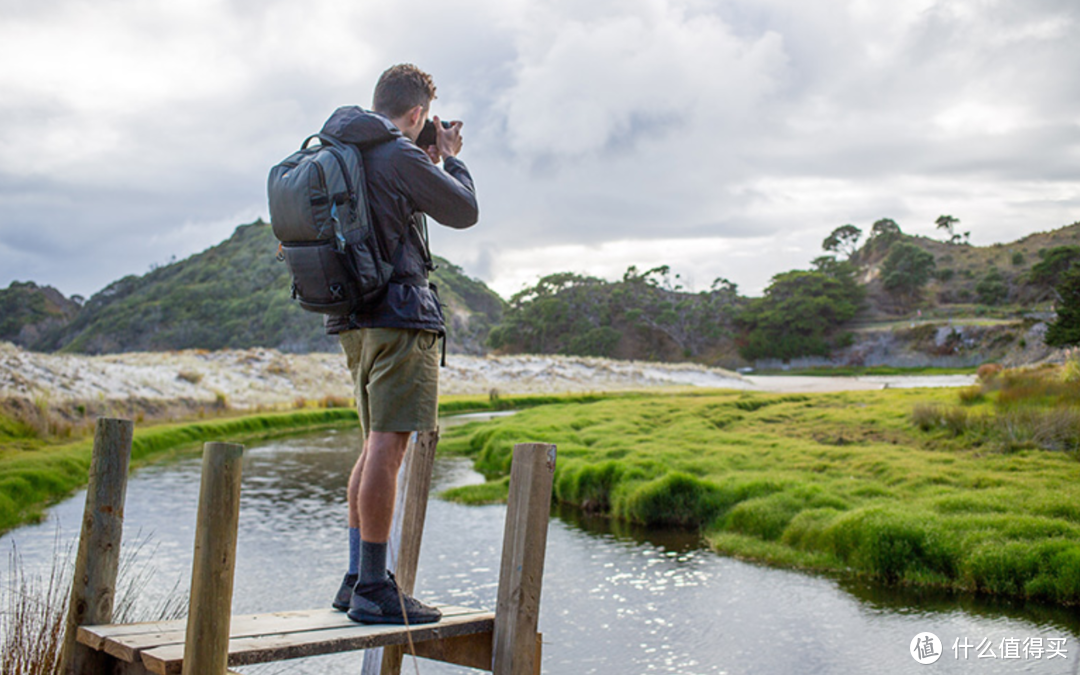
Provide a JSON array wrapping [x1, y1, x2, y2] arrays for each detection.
[[57, 419, 555, 675]]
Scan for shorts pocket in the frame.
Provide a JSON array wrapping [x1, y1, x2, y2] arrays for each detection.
[[417, 331, 438, 351]]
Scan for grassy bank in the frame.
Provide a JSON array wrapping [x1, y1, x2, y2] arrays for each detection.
[[440, 378, 1080, 606], [0, 408, 360, 534], [0, 391, 626, 536]]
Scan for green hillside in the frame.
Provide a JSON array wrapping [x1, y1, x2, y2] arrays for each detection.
[[488, 220, 1080, 366], [852, 221, 1080, 316], [0, 282, 81, 347], [32, 221, 503, 355]]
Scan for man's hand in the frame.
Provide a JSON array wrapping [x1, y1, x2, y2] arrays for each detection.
[[434, 115, 463, 159]]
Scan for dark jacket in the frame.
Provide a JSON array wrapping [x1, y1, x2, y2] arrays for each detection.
[[319, 106, 479, 335]]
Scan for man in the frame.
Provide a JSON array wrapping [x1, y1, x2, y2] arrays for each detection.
[[320, 64, 478, 624]]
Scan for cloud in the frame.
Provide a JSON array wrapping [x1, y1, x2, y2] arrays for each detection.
[[0, 0, 1078, 301]]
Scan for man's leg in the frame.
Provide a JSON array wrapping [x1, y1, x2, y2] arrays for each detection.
[[356, 430, 411, 580], [347, 429, 441, 625], [332, 439, 367, 611]]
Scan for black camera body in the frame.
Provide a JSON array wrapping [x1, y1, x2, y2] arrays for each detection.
[[416, 119, 452, 148]]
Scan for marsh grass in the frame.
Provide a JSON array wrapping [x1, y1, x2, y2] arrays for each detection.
[[0, 391, 624, 535], [440, 387, 1080, 604], [911, 362, 1080, 456], [1, 532, 185, 675], [0, 408, 359, 534]]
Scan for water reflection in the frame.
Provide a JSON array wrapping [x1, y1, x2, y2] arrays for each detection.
[[1, 427, 1077, 675]]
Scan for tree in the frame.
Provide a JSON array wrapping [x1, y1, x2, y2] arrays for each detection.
[[822, 224, 862, 259], [488, 265, 742, 360], [1045, 266, 1080, 347], [881, 242, 935, 308], [870, 218, 901, 239], [1030, 246, 1080, 299], [935, 215, 959, 242], [736, 269, 863, 361], [866, 218, 903, 254], [975, 267, 1008, 306]]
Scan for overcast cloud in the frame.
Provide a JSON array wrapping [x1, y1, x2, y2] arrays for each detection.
[[1, 0, 1077, 299]]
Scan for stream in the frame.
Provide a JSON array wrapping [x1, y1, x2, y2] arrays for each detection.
[[1, 423, 1077, 674]]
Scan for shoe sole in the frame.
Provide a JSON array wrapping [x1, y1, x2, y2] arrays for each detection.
[[332, 600, 350, 612], [346, 610, 441, 625]]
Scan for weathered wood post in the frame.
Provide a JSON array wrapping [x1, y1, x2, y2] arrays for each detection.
[[181, 442, 245, 675], [357, 429, 440, 675], [60, 417, 134, 675], [493, 443, 556, 675]]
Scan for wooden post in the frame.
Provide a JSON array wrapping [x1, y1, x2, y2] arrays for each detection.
[[60, 418, 134, 675], [181, 442, 245, 675], [493, 443, 556, 675], [357, 429, 440, 675]]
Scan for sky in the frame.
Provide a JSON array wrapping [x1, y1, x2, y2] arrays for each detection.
[[1, 0, 1078, 301]]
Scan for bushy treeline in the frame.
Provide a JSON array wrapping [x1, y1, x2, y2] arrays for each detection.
[[488, 259, 863, 363], [487, 266, 741, 361]]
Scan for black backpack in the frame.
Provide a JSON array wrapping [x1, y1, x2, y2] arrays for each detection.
[[267, 134, 393, 316]]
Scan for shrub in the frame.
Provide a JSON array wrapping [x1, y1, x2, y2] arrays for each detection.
[[176, 371, 203, 385], [958, 386, 985, 405], [977, 363, 1003, 381], [911, 403, 968, 435], [319, 395, 350, 409], [976, 268, 1008, 306]]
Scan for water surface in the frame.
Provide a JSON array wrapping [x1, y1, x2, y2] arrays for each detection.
[[2, 427, 1077, 674]]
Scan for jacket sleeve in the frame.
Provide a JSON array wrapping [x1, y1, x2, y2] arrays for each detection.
[[393, 144, 479, 229]]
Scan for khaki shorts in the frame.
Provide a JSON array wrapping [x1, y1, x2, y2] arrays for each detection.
[[339, 327, 440, 436]]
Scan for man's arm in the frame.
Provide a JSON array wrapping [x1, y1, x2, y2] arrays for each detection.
[[396, 119, 478, 229]]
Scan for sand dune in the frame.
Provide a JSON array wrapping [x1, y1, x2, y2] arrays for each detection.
[[0, 342, 753, 409]]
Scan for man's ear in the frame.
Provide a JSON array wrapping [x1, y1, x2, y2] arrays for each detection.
[[409, 105, 426, 127]]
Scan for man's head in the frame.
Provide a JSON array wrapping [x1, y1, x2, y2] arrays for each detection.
[[373, 64, 436, 142]]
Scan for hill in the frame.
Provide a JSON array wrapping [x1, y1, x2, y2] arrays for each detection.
[[22, 221, 503, 355], [0, 282, 82, 347], [852, 220, 1080, 316], [487, 220, 1080, 368]]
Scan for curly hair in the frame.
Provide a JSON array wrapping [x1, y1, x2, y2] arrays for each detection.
[[372, 64, 437, 118]]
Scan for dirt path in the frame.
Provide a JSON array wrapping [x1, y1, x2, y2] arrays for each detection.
[[745, 374, 976, 393]]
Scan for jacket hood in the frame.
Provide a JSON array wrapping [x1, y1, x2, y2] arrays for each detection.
[[320, 106, 399, 148]]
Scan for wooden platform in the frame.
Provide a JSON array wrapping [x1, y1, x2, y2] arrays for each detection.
[[77, 605, 495, 675]]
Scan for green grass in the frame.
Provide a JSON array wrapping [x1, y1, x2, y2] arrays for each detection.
[[0, 408, 358, 534], [0, 390, 636, 535], [439, 386, 1080, 605]]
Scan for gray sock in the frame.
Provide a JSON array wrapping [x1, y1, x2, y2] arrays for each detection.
[[359, 540, 388, 586]]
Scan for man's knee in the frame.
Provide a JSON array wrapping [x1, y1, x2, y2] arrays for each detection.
[[366, 431, 412, 466]]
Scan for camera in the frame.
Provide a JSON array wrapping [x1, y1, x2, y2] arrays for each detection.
[[416, 119, 452, 148]]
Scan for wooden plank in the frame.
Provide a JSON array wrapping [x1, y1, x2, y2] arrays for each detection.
[[493, 443, 556, 675], [139, 609, 495, 675], [182, 442, 245, 675], [412, 629, 494, 670], [81, 606, 485, 662], [60, 417, 134, 675], [78, 606, 487, 666]]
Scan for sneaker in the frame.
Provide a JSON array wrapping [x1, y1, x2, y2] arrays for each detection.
[[347, 571, 442, 625], [332, 573, 358, 612]]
